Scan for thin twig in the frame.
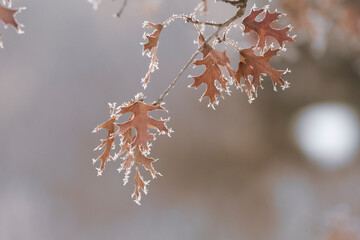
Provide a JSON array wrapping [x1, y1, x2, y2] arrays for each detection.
[[115, 0, 127, 18], [162, 14, 221, 27], [217, 0, 246, 9], [154, 0, 248, 106], [185, 17, 222, 27], [223, 22, 242, 40]]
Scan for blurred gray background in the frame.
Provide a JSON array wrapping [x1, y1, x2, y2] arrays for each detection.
[[1, 0, 360, 239]]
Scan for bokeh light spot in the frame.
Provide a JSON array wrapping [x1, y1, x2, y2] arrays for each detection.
[[294, 103, 360, 169]]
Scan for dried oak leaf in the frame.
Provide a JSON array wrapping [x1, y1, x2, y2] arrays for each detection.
[[115, 94, 169, 153], [191, 33, 234, 106], [234, 47, 289, 101], [133, 145, 159, 178], [93, 94, 168, 205], [117, 141, 160, 205], [0, 3, 23, 46], [129, 145, 160, 204], [228, 52, 250, 89], [242, 7, 293, 51], [117, 129, 160, 187], [118, 131, 162, 205], [116, 129, 133, 184], [141, 22, 164, 88], [0, 4, 21, 30], [133, 166, 147, 204], [93, 103, 118, 175]]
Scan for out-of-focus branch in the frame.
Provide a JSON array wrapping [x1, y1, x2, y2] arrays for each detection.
[[115, 0, 127, 18], [217, 0, 247, 9]]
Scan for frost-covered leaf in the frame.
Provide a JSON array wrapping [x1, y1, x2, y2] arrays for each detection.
[[141, 22, 164, 88], [242, 7, 293, 50], [118, 142, 159, 177], [133, 145, 159, 178], [236, 47, 289, 101], [118, 129, 132, 157], [0, 4, 21, 30], [191, 33, 234, 106], [228, 52, 249, 89], [93, 103, 117, 175], [132, 167, 146, 204], [142, 22, 163, 54], [131, 145, 160, 204], [115, 93, 169, 153], [0, 3, 23, 46], [93, 94, 170, 204]]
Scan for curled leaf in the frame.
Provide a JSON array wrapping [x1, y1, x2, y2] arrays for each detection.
[[141, 22, 164, 88]]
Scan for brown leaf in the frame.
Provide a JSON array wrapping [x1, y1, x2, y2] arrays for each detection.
[[229, 52, 253, 93], [93, 103, 118, 175], [93, 94, 170, 204], [119, 143, 160, 202], [141, 22, 164, 88], [0, 4, 23, 46], [115, 93, 169, 152], [242, 7, 293, 50], [133, 146, 159, 178], [131, 145, 159, 204], [118, 129, 132, 156], [133, 167, 147, 204], [236, 47, 289, 101], [116, 129, 134, 184], [191, 33, 234, 106], [0, 4, 21, 31], [142, 22, 163, 53]]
